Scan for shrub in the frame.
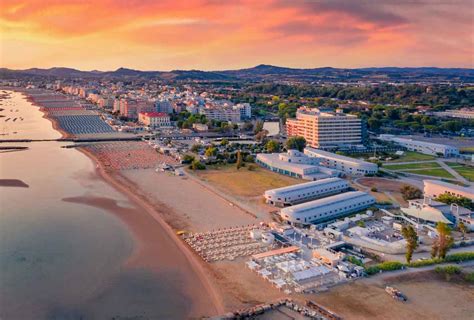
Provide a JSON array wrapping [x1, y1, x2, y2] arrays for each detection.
[[435, 265, 461, 280], [408, 258, 442, 268], [247, 164, 256, 171], [364, 266, 381, 275], [444, 252, 474, 262], [371, 187, 378, 192], [378, 261, 405, 271], [190, 160, 206, 170], [464, 272, 474, 283], [347, 256, 364, 267]]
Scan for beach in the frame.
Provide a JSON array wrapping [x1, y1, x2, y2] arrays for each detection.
[[0, 89, 223, 318]]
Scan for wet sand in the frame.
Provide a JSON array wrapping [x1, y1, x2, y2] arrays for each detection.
[[0, 179, 29, 188], [77, 147, 225, 315]]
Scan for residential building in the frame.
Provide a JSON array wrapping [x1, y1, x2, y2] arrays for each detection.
[[264, 177, 350, 207], [199, 107, 241, 123], [280, 191, 376, 224], [431, 108, 474, 120], [256, 150, 340, 180], [304, 147, 378, 176], [286, 107, 362, 148], [138, 112, 171, 128], [233, 103, 252, 119], [378, 135, 459, 157], [192, 123, 209, 132], [423, 180, 474, 200], [120, 99, 155, 119], [155, 100, 173, 114]]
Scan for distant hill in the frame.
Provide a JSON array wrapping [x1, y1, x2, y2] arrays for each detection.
[[1, 65, 473, 83]]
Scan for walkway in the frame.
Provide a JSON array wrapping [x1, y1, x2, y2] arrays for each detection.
[[437, 160, 470, 185]]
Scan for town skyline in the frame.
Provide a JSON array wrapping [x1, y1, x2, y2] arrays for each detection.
[[1, 0, 473, 70]]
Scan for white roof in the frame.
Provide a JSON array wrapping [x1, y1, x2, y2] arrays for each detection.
[[281, 191, 374, 215], [265, 177, 347, 197], [401, 207, 452, 224], [424, 180, 474, 198], [304, 147, 377, 167]]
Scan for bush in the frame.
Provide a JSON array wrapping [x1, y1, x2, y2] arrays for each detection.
[[464, 272, 474, 283], [346, 256, 364, 267], [435, 265, 461, 280], [364, 261, 404, 275], [408, 258, 443, 268], [189, 160, 206, 170], [247, 164, 256, 171], [244, 155, 255, 163], [371, 187, 378, 192], [378, 261, 405, 271], [444, 252, 474, 262]]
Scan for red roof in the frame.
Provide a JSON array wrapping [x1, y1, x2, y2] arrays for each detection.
[[139, 112, 169, 117]]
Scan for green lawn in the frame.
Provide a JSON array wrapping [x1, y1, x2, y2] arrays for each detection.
[[388, 151, 436, 162], [383, 162, 441, 170], [460, 147, 474, 153], [401, 168, 455, 179], [445, 162, 474, 181]]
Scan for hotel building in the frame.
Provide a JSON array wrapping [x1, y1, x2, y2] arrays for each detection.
[[286, 107, 362, 148]]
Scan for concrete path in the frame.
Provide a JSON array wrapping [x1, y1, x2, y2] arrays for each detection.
[[437, 160, 470, 185]]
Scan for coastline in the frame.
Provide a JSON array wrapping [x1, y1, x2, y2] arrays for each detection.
[[10, 87, 224, 316], [77, 146, 226, 315]]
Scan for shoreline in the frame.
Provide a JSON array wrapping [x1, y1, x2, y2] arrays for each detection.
[[78, 146, 225, 315], [11, 87, 224, 316]]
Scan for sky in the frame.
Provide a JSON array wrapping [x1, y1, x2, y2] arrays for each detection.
[[1, 0, 473, 70]]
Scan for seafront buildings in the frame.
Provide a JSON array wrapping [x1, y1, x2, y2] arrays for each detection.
[[264, 178, 350, 207], [304, 147, 379, 176], [378, 134, 459, 157], [286, 107, 362, 148], [280, 191, 376, 224]]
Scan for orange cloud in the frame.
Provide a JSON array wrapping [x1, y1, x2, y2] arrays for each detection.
[[0, 0, 472, 70]]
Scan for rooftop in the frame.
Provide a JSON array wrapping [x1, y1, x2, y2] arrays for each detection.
[[304, 147, 378, 167], [139, 112, 169, 117]]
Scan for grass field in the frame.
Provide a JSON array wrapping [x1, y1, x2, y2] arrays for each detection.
[[402, 168, 455, 179], [383, 162, 440, 170], [445, 162, 474, 181], [460, 147, 474, 153], [192, 164, 301, 198], [388, 151, 436, 162]]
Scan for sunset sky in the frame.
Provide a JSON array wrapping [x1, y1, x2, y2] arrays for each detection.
[[1, 0, 473, 71]]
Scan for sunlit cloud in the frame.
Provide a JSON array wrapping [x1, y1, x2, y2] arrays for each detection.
[[0, 0, 472, 70]]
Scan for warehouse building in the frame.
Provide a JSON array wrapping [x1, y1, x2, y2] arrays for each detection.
[[280, 191, 376, 225], [264, 178, 350, 207], [378, 134, 459, 157], [304, 147, 378, 176]]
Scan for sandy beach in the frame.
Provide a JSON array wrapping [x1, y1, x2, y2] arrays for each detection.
[[78, 147, 225, 316]]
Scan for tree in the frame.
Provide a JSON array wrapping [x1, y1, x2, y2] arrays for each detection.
[[400, 185, 422, 201], [181, 154, 195, 164], [220, 139, 229, 146], [401, 225, 419, 263], [432, 222, 454, 259], [265, 140, 280, 153], [286, 136, 306, 152], [236, 150, 243, 170], [458, 221, 468, 239], [436, 193, 474, 210], [190, 144, 202, 153], [367, 117, 382, 131], [254, 120, 264, 134], [205, 146, 217, 158], [254, 129, 268, 142], [190, 160, 205, 170]]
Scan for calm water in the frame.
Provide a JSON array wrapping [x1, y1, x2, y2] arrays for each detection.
[[0, 91, 210, 319]]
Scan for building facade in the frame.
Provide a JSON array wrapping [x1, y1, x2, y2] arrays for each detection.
[[280, 191, 376, 224], [286, 107, 362, 148], [199, 107, 241, 123], [304, 147, 378, 176], [264, 177, 350, 207], [138, 112, 171, 128], [378, 135, 459, 157], [423, 180, 474, 200]]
